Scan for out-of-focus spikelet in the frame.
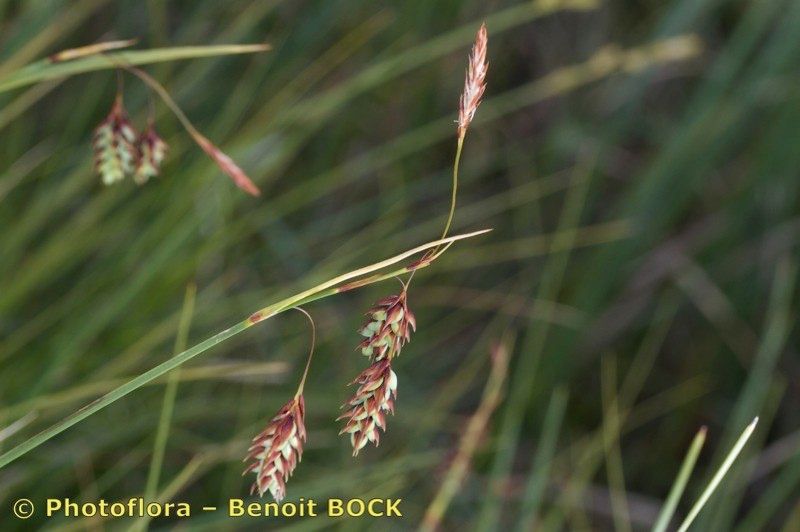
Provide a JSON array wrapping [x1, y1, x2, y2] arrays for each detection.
[[243, 396, 306, 502], [93, 96, 137, 185], [194, 133, 261, 196], [134, 125, 168, 184], [457, 23, 488, 138]]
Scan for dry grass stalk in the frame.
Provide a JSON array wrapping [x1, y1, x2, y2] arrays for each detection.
[[420, 340, 512, 532], [49, 38, 139, 62], [457, 23, 488, 139]]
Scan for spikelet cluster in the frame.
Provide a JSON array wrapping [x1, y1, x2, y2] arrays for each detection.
[[93, 97, 168, 186], [457, 23, 488, 138], [93, 96, 137, 185], [339, 290, 415, 455], [243, 396, 306, 502], [134, 125, 168, 184], [240, 21, 488, 498]]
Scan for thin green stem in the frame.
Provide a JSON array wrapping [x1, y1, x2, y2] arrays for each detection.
[[441, 134, 465, 242], [292, 307, 316, 397], [109, 59, 201, 139], [426, 135, 465, 262]]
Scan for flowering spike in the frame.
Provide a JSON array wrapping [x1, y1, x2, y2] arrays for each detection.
[[93, 96, 138, 185], [337, 359, 398, 456], [133, 124, 168, 184], [243, 396, 306, 502], [357, 291, 416, 361], [457, 23, 488, 138]]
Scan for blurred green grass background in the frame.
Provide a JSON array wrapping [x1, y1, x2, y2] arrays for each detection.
[[1, 0, 799, 530]]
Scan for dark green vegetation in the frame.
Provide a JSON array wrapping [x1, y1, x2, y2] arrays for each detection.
[[1, 0, 799, 530]]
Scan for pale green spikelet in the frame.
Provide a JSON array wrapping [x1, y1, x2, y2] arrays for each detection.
[[93, 96, 137, 185], [134, 125, 168, 184]]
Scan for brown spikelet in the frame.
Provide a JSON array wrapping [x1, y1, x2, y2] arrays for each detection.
[[337, 359, 398, 456], [457, 23, 488, 138], [93, 96, 138, 185], [133, 124, 168, 185], [243, 396, 306, 502], [194, 134, 261, 197], [357, 291, 416, 361]]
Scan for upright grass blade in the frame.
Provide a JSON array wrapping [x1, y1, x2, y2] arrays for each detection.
[[702, 256, 797, 529], [652, 426, 708, 532], [477, 156, 594, 530], [0, 44, 270, 93], [139, 283, 196, 532], [517, 387, 569, 529], [676, 417, 759, 532], [0, 229, 488, 469], [601, 357, 632, 532], [736, 438, 800, 532]]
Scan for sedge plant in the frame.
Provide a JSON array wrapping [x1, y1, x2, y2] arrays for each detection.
[[0, 24, 492, 505]]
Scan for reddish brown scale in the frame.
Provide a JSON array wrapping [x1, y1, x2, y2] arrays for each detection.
[[357, 291, 416, 362], [243, 396, 306, 502], [337, 359, 398, 456]]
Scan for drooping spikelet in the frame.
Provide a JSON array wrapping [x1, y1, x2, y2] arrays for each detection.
[[134, 125, 168, 184], [194, 133, 261, 197], [457, 23, 488, 138], [243, 396, 306, 502], [357, 291, 416, 362], [93, 96, 138, 185], [338, 359, 398, 456]]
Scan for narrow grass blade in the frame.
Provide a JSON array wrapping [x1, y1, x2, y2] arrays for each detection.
[[517, 387, 569, 529], [477, 156, 594, 530], [140, 284, 196, 531], [601, 356, 632, 532], [736, 441, 800, 531], [652, 426, 707, 532], [0, 44, 270, 93], [701, 257, 797, 529], [0, 413, 36, 446], [676, 417, 759, 532]]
